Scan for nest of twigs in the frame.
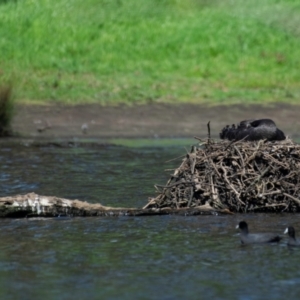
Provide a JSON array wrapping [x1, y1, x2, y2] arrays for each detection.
[[145, 137, 300, 213]]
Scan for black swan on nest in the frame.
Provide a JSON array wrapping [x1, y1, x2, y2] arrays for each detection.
[[220, 119, 286, 141]]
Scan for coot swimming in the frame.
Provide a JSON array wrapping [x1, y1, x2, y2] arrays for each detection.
[[284, 226, 300, 247], [236, 221, 281, 244]]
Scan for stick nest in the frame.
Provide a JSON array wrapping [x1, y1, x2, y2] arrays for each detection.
[[145, 138, 300, 213]]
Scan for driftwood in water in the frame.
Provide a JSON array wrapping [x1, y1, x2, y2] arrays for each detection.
[[0, 192, 232, 218], [145, 138, 300, 213]]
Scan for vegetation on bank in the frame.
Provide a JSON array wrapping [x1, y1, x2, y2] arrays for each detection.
[[0, 84, 13, 136], [0, 0, 300, 104]]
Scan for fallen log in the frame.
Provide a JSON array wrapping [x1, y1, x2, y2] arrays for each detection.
[[0, 192, 232, 218]]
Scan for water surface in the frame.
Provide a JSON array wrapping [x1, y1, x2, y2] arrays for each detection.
[[0, 139, 299, 300]]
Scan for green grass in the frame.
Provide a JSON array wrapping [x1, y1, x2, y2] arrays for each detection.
[[0, 0, 300, 104]]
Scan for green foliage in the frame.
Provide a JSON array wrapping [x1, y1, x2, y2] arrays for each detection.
[[0, 0, 16, 4], [0, 0, 299, 104]]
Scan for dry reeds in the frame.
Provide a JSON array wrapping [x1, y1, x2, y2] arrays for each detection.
[[0, 84, 13, 136]]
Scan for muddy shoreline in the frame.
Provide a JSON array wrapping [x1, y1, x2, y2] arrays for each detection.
[[11, 103, 300, 139]]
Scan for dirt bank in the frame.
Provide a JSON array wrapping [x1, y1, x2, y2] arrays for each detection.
[[11, 103, 300, 139]]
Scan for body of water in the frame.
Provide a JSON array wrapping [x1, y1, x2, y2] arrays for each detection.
[[0, 139, 299, 300]]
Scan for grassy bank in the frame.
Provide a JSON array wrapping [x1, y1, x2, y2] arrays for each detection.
[[0, 0, 300, 104]]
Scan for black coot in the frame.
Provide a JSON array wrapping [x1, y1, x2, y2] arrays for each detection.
[[284, 226, 300, 247], [236, 221, 281, 244]]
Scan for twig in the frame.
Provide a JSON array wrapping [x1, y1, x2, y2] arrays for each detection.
[[220, 165, 245, 205], [207, 121, 211, 141], [283, 193, 300, 206]]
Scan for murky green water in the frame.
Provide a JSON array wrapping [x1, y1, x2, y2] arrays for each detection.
[[0, 139, 300, 300], [0, 139, 188, 207]]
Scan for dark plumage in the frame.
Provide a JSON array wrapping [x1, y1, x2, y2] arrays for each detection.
[[236, 221, 281, 244], [220, 119, 286, 141], [284, 226, 300, 247]]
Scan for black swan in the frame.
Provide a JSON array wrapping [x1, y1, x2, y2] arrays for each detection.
[[220, 119, 286, 141], [236, 221, 281, 244]]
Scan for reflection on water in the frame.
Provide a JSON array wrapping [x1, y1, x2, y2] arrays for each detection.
[[0, 140, 300, 299]]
